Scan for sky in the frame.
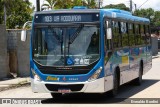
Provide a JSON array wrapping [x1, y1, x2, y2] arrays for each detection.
[[29, 0, 160, 11]]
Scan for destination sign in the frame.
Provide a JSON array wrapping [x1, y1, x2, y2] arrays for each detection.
[[34, 13, 99, 23]]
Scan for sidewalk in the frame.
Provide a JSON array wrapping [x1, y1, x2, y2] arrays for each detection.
[[152, 52, 160, 59], [0, 77, 30, 92]]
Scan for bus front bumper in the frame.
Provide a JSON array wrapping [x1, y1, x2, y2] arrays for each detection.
[[31, 78, 105, 93]]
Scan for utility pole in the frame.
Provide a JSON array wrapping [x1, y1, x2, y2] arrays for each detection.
[[99, 0, 100, 9], [130, 0, 132, 12], [134, 4, 137, 11], [98, 0, 103, 9], [36, 0, 40, 11]]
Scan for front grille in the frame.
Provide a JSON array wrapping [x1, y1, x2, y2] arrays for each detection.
[[45, 84, 84, 91], [39, 68, 90, 75]]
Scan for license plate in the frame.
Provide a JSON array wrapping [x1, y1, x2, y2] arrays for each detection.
[[58, 89, 71, 93]]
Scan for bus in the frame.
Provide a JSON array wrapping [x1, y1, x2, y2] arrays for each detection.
[[21, 7, 152, 98]]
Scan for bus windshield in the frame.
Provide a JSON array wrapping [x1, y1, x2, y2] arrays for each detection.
[[33, 24, 100, 66]]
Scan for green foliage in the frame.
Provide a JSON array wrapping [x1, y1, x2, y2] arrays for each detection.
[[42, 0, 57, 10], [103, 3, 130, 11], [0, 0, 34, 29], [134, 8, 154, 18], [42, 0, 96, 9], [82, 0, 97, 9], [134, 8, 160, 27], [55, 0, 73, 9], [0, 0, 3, 24], [102, 3, 160, 28], [154, 11, 160, 27]]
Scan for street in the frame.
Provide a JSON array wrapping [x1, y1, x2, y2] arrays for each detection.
[[0, 58, 160, 105]]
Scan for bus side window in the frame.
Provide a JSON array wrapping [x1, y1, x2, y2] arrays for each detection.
[[135, 24, 141, 45], [145, 25, 151, 44], [128, 23, 135, 46], [113, 20, 121, 48], [121, 22, 128, 47], [140, 24, 145, 45]]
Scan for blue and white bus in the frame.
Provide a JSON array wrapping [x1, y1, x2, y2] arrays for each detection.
[[21, 7, 152, 98]]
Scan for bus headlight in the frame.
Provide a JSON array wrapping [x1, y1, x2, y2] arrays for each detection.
[[31, 68, 41, 81], [88, 67, 102, 82]]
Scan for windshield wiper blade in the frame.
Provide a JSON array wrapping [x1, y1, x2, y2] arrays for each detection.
[[69, 24, 84, 44], [67, 25, 84, 61]]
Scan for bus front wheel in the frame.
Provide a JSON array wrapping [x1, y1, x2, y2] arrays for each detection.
[[111, 72, 119, 97]]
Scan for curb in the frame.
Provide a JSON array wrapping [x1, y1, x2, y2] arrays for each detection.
[[0, 82, 30, 92], [152, 56, 159, 59], [152, 55, 160, 59], [0, 78, 30, 92]]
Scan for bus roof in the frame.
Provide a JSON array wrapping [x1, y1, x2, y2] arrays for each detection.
[[35, 8, 150, 24], [101, 9, 150, 24]]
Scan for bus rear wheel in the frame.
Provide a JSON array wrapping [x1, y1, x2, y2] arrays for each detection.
[[51, 93, 62, 99], [134, 65, 143, 85]]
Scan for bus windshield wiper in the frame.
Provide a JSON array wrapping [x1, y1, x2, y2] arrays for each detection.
[[66, 25, 84, 65], [53, 27, 63, 54], [69, 24, 84, 44]]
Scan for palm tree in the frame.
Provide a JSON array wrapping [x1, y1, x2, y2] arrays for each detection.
[[81, 0, 96, 8], [41, 0, 57, 10], [72, 0, 83, 6], [55, 0, 72, 9]]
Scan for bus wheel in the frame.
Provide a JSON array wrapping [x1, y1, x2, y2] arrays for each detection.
[[51, 93, 62, 99], [111, 72, 119, 97], [134, 65, 143, 85]]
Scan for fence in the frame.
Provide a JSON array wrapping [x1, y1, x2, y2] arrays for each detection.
[[151, 37, 158, 56], [158, 39, 160, 51], [7, 30, 31, 77], [0, 25, 9, 79]]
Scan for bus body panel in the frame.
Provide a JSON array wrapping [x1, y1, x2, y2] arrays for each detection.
[[31, 77, 105, 93], [30, 9, 152, 94]]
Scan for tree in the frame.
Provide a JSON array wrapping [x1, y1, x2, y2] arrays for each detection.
[[41, 0, 57, 10], [134, 8, 155, 27], [0, 0, 13, 25], [0, 0, 33, 28], [71, 0, 83, 7], [41, 0, 97, 9], [0, 0, 3, 24], [55, 0, 73, 9], [103, 3, 130, 11], [153, 11, 160, 27], [83, 0, 96, 9], [6, 0, 34, 29], [134, 8, 154, 18]]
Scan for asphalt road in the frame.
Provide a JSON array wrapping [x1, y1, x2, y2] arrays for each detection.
[[0, 58, 160, 106]]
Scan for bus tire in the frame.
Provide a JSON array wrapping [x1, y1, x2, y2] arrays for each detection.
[[134, 63, 143, 85], [111, 71, 119, 97], [51, 93, 62, 99]]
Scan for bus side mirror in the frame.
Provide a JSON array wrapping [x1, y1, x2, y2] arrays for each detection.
[[21, 30, 26, 41], [106, 28, 112, 39], [21, 21, 32, 42]]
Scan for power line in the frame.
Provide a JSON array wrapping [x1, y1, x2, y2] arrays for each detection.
[[138, 0, 149, 9]]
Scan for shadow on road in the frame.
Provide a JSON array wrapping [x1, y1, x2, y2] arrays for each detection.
[[41, 79, 159, 104]]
